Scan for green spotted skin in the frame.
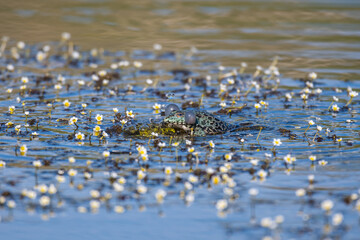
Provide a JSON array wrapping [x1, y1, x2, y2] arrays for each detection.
[[162, 110, 234, 136]]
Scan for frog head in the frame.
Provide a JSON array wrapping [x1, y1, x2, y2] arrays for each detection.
[[163, 110, 197, 131]]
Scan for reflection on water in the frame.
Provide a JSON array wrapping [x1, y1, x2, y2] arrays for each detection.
[[0, 0, 359, 239]]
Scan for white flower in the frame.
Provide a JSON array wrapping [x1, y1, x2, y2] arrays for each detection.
[[68, 157, 76, 164], [283, 154, 296, 164], [216, 199, 228, 211], [36, 51, 47, 62], [48, 184, 57, 194], [37, 184, 48, 194], [224, 153, 233, 161], [0, 160, 6, 168], [98, 70, 107, 77], [332, 104, 339, 112], [75, 132, 85, 141], [95, 114, 103, 122], [208, 140, 215, 148], [17, 41, 25, 49], [155, 189, 167, 203], [137, 185, 147, 194], [119, 60, 129, 67], [56, 175, 66, 183], [133, 61, 142, 68], [164, 166, 173, 175], [321, 199, 334, 211], [90, 190, 100, 198], [153, 43, 162, 50], [7, 200, 16, 208], [250, 159, 259, 166], [39, 196, 51, 207], [68, 169, 78, 177], [137, 170, 146, 180], [318, 160, 328, 166], [114, 205, 125, 214], [153, 103, 161, 110], [227, 78, 235, 85], [248, 188, 259, 196], [26, 190, 37, 199], [285, 93, 292, 100], [21, 76, 29, 84], [54, 84, 62, 90], [308, 72, 317, 80], [137, 145, 147, 155], [219, 102, 227, 108], [89, 200, 100, 210], [126, 110, 134, 118], [350, 91, 358, 98], [257, 169, 267, 178], [69, 117, 78, 125], [102, 131, 109, 138], [308, 120, 315, 125], [72, 51, 80, 59], [78, 80, 85, 86], [273, 138, 282, 146], [184, 182, 193, 190], [61, 32, 71, 41], [146, 79, 153, 85], [316, 125, 322, 131], [102, 151, 110, 158], [295, 188, 306, 197], [260, 217, 273, 228], [219, 166, 228, 173], [63, 99, 71, 108], [185, 194, 195, 203], [33, 160, 42, 167], [313, 88, 321, 94], [332, 213, 343, 226], [20, 144, 28, 154], [219, 84, 227, 92], [188, 175, 198, 183], [93, 125, 101, 133], [301, 94, 308, 100], [275, 215, 284, 224], [113, 183, 124, 192]]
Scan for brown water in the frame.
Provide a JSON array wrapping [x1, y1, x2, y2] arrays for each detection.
[[1, 0, 360, 79]]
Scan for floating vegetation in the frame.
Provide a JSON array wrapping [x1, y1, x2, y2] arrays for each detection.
[[0, 32, 359, 240]]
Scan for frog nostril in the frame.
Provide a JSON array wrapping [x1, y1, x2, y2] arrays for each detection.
[[185, 111, 196, 125], [165, 104, 180, 116]]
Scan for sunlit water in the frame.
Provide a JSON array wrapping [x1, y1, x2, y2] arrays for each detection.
[[0, 0, 359, 239]]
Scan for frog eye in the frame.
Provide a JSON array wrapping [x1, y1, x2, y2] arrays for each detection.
[[185, 111, 196, 125], [165, 104, 180, 116], [176, 113, 183, 117]]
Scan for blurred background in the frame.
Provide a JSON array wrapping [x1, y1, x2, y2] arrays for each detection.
[[1, 0, 360, 78]]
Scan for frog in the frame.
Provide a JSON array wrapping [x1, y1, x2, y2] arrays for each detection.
[[162, 104, 238, 136]]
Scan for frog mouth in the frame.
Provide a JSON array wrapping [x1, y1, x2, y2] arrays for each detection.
[[164, 122, 192, 132]]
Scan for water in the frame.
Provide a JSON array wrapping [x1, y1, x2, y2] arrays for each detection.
[[0, 0, 360, 239]]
